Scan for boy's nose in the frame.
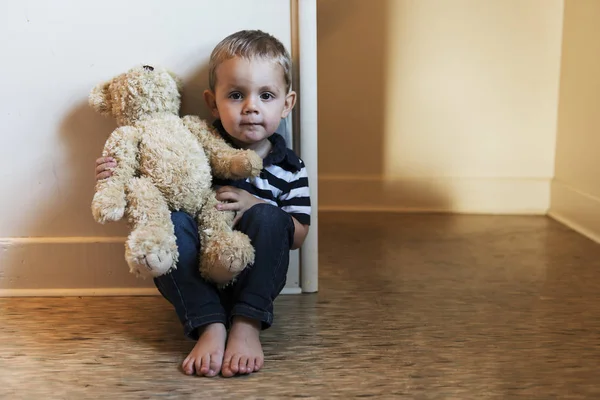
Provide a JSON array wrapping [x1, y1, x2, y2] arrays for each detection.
[[243, 98, 259, 114]]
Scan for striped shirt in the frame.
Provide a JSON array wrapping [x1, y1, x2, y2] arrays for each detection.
[[212, 120, 311, 226]]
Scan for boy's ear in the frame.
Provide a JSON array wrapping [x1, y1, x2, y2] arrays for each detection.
[[89, 80, 112, 116], [203, 89, 220, 118], [281, 90, 297, 119]]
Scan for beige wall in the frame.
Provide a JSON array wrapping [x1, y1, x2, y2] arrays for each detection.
[[549, 0, 600, 242], [318, 0, 564, 213]]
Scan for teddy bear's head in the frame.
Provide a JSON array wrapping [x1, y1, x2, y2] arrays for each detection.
[[89, 65, 183, 126]]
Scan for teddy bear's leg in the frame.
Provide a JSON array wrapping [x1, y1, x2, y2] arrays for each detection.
[[196, 191, 255, 286], [124, 176, 179, 278]]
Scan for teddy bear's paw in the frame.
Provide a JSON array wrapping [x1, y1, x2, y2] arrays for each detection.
[[245, 150, 263, 176], [92, 205, 125, 224], [91, 194, 126, 223], [230, 151, 263, 178]]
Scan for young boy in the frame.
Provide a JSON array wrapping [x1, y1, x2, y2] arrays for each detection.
[[94, 30, 311, 378]]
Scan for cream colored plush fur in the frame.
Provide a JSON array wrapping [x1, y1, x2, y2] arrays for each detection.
[[89, 64, 262, 285]]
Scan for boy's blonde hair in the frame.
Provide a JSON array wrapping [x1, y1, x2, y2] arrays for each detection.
[[208, 30, 292, 93]]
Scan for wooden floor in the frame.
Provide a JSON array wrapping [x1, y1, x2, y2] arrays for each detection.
[[2, 212, 600, 399]]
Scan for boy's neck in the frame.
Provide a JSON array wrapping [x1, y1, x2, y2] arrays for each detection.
[[242, 138, 272, 159]]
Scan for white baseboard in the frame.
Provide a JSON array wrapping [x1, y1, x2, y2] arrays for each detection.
[[0, 287, 302, 297], [318, 175, 551, 214], [0, 239, 301, 297], [548, 180, 600, 244], [0, 288, 159, 297]]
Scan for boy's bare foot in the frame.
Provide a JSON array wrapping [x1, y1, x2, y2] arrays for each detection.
[[182, 322, 226, 377], [221, 316, 264, 377]]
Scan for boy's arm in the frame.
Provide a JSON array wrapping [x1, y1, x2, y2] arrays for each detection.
[[279, 165, 311, 250], [91, 126, 140, 223], [182, 115, 262, 179], [291, 217, 309, 250]]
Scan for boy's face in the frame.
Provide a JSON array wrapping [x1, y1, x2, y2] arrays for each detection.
[[204, 57, 296, 148]]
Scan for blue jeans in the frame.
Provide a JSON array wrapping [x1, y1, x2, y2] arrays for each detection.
[[154, 203, 294, 340]]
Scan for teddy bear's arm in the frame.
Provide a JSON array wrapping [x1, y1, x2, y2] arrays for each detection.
[[182, 115, 262, 180], [91, 126, 140, 223], [100, 125, 140, 183]]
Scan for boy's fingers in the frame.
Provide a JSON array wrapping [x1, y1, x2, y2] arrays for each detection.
[[96, 171, 112, 180], [215, 186, 239, 195], [95, 162, 116, 174], [215, 202, 238, 212], [96, 157, 114, 166], [215, 191, 238, 202]]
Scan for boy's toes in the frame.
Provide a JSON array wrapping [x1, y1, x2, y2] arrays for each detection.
[[230, 354, 241, 374], [221, 356, 233, 378], [182, 356, 195, 375], [239, 356, 248, 374], [246, 358, 255, 374], [197, 355, 210, 376], [207, 355, 221, 377], [221, 364, 233, 378]]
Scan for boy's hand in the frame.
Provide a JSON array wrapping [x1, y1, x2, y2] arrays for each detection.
[[95, 157, 116, 180], [215, 186, 265, 226]]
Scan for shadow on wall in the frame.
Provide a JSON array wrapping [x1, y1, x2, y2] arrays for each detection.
[[316, 0, 450, 211], [180, 62, 213, 121]]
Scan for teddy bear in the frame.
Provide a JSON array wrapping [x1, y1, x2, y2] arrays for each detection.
[[89, 64, 262, 285]]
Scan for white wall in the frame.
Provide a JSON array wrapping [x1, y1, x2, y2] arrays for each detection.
[[318, 0, 564, 213], [0, 0, 293, 294], [550, 0, 600, 243]]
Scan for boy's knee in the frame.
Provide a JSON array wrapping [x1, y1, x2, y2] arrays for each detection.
[[239, 204, 294, 244], [243, 203, 290, 226]]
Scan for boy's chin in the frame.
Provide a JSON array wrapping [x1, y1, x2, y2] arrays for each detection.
[[236, 129, 269, 143]]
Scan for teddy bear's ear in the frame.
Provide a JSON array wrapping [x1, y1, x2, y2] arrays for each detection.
[[89, 80, 112, 116], [167, 71, 183, 92]]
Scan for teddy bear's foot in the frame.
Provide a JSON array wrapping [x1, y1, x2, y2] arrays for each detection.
[[125, 226, 178, 278], [200, 230, 255, 285], [127, 249, 174, 278]]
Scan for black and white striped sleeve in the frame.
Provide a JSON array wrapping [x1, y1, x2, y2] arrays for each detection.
[[279, 165, 311, 225]]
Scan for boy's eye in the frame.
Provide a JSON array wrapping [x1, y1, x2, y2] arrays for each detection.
[[229, 92, 242, 100], [260, 92, 274, 100]]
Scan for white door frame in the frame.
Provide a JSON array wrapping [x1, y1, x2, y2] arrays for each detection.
[[291, 0, 318, 293]]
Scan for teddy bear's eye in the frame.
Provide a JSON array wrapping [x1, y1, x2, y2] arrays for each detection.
[[143, 65, 154, 72]]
